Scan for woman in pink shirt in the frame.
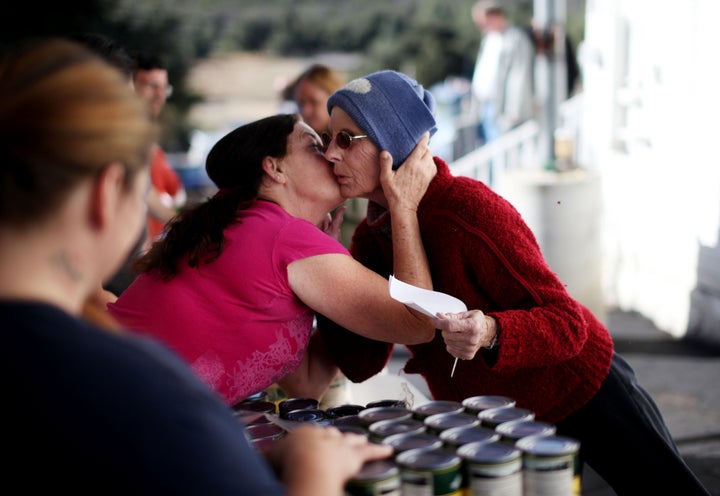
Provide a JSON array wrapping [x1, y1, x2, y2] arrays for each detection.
[[109, 113, 436, 406]]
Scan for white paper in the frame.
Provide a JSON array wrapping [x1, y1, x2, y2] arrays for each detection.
[[389, 276, 468, 378], [389, 275, 467, 317]]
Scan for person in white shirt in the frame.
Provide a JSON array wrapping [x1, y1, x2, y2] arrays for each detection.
[[471, 1, 535, 143]]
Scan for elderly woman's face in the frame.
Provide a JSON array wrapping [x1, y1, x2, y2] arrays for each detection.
[[325, 107, 384, 203]]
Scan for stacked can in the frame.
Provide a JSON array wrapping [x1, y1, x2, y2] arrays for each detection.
[[477, 406, 535, 429], [515, 434, 581, 496], [369, 417, 427, 443], [462, 395, 516, 415], [412, 400, 465, 421], [457, 441, 523, 496], [382, 432, 444, 455], [439, 425, 500, 453], [395, 447, 464, 496], [345, 459, 402, 496], [233, 395, 582, 495], [423, 411, 481, 436], [495, 420, 556, 446]]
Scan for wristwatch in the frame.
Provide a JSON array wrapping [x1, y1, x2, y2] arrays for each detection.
[[483, 321, 500, 350]]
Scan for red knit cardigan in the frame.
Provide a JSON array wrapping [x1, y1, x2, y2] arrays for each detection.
[[318, 157, 614, 423]]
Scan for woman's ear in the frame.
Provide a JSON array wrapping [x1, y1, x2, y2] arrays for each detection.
[[261, 156, 284, 183], [88, 161, 126, 229]]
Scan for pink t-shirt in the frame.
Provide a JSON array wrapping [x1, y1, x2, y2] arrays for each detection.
[[109, 200, 350, 405]]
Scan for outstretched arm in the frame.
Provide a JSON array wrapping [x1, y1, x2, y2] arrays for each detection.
[[277, 330, 338, 400], [289, 135, 437, 345], [264, 425, 393, 496]]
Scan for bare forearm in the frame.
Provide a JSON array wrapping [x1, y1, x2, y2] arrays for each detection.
[[390, 207, 432, 291], [278, 330, 338, 400]]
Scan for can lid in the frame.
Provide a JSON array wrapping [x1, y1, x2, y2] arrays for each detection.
[[369, 418, 425, 437], [366, 399, 408, 409], [383, 432, 444, 453], [352, 459, 400, 481], [278, 397, 319, 417], [243, 390, 269, 402], [457, 441, 522, 463], [396, 447, 461, 470], [232, 400, 277, 415], [331, 414, 364, 428], [462, 395, 516, 412], [412, 400, 464, 419], [358, 406, 412, 425], [439, 425, 500, 446], [233, 410, 272, 425], [326, 404, 365, 418], [334, 424, 369, 436], [478, 406, 535, 426], [495, 419, 556, 439], [424, 411, 480, 431], [285, 408, 327, 423], [246, 422, 286, 440], [515, 434, 580, 455]]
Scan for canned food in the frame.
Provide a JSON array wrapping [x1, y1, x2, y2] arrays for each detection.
[[424, 412, 480, 435], [345, 459, 401, 496], [457, 441, 523, 495], [358, 406, 413, 427], [396, 447, 463, 495], [233, 409, 273, 426], [245, 422, 286, 445], [326, 404, 365, 419], [477, 406, 535, 429], [461, 395, 516, 415], [368, 418, 426, 443], [439, 425, 500, 452], [412, 400, 464, 420], [515, 434, 581, 496], [242, 390, 269, 402], [334, 424, 369, 436], [332, 414, 365, 429], [232, 399, 277, 415], [284, 408, 331, 426], [366, 399, 408, 409], [495, 419, 556, 445], [278, 397, 319, 419], [382, 432, 444, 454]]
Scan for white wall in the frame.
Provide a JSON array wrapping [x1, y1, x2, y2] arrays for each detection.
[[580, 0, 720, 337]]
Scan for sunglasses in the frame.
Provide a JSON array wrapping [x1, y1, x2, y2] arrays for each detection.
[[321, 130, 368, 150]]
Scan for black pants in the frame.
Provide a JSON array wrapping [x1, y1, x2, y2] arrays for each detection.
[[555, 353, 709, 495]]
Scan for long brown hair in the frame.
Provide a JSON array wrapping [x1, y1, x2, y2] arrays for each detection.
[[135, 113, 301, 279]]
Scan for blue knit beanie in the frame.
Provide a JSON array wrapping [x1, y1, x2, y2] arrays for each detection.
[[327, 70, 437, 169]]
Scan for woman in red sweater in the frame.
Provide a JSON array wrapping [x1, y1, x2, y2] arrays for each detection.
[[317, 69, 709, 495]]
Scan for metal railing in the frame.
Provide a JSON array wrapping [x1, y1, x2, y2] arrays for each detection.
[[448, 92, 584, 188], [450, 119, 541, 188]]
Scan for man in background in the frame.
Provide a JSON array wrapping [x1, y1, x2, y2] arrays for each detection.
[[133, 52, 187, 248], [470, 1, 535, 143]]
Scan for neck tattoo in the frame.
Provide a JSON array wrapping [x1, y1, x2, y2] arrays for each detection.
[[50, 250, 83, 283]]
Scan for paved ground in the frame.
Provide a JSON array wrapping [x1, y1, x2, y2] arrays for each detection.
[[387, 309, 720, 495]]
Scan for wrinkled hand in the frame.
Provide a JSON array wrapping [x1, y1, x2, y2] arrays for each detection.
[[380, 132, 436, 214], [265, 424, 393, 494], [321, 205, 347, 241], [432, 310, 497, 361]]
